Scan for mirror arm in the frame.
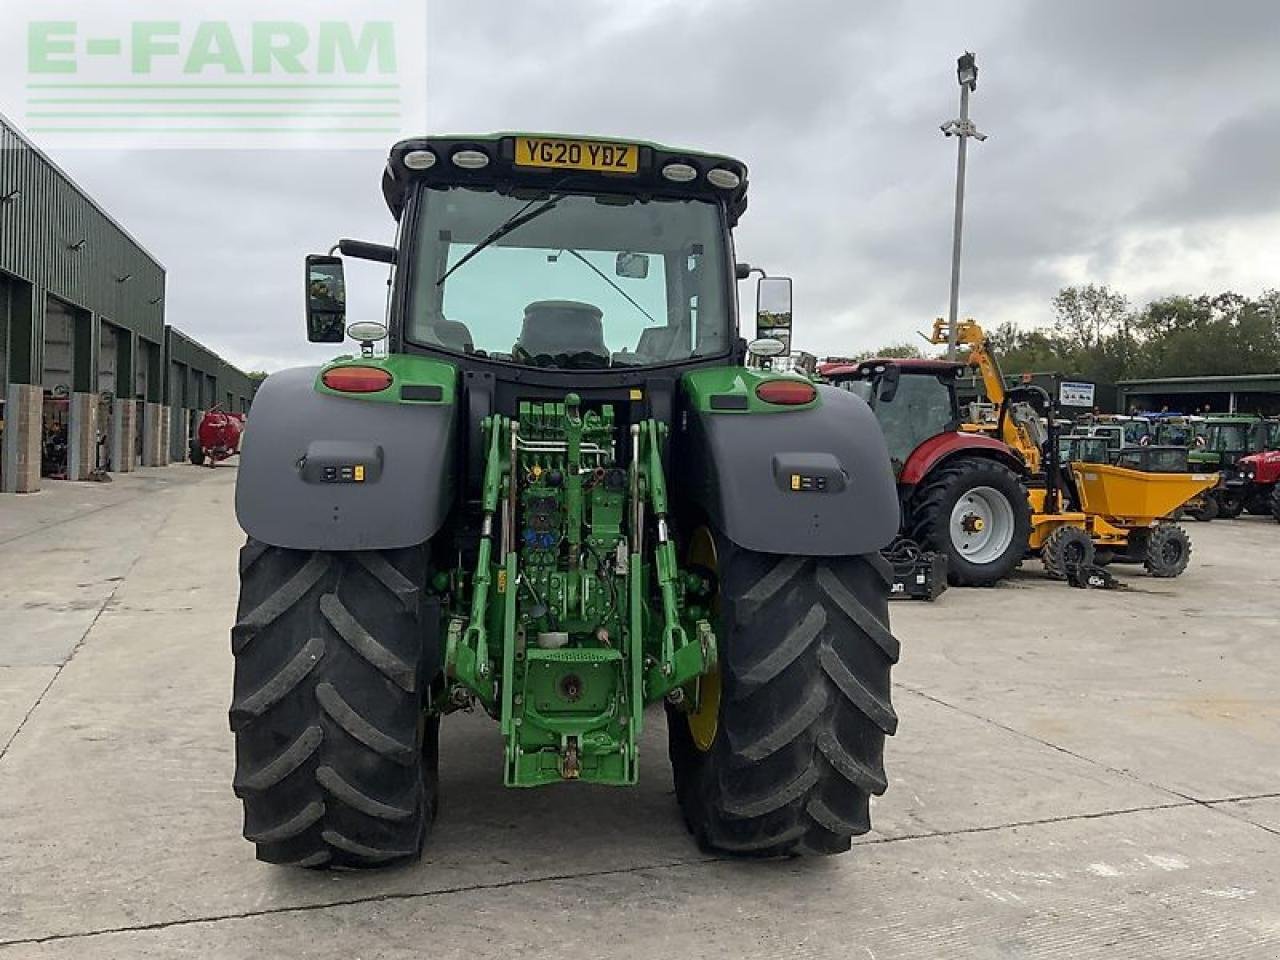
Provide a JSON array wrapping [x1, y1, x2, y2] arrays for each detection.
[[336, 239, 398, 265]]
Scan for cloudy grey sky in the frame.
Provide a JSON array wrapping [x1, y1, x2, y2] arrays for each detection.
[[17, 0, 1280, 372]]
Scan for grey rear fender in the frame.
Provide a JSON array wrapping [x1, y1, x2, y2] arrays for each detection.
[[235, 366, 456, 551], [675, 384, 899, 556]]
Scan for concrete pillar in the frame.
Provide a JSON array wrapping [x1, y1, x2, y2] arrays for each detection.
[[141, 402, 163, 466], [67, 392, 99, 480], [160, 407, 173, 464], [175, 408, 195, 463], [112, 399, 137, 472], [1, 384, 43, 494]]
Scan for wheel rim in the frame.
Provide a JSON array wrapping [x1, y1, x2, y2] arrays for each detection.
[[949, 485, 1016, 565], [685, 527, 721, 753], [1161, 538, 1184, 566], [688, 670, 721, 752]]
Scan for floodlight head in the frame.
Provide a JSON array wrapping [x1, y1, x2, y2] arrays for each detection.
[[957, 51, 978, 91]]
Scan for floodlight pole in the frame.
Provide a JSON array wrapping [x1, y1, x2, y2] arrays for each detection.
[[942, 52, 985, 359]]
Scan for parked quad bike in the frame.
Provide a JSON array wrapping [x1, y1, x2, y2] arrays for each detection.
[[230, 134, 903, 869]]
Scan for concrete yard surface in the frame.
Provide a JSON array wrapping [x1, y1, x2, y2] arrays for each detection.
[[1, 466, 1278, 958]]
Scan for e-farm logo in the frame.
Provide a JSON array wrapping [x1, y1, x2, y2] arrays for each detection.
[[3, 1, 426, 149]]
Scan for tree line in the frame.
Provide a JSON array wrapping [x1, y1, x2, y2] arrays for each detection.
[[856, 285, 1280, 384]]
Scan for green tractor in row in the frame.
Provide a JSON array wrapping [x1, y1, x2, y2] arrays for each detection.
[[230, 134, 902, 867], [1186, 415, 1272, 520]]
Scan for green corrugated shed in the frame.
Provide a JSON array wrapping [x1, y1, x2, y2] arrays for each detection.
[[1117, 374, 1280, 416], [1, 113, 165, 397]]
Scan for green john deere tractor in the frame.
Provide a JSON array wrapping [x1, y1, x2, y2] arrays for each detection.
[[1186, 414, 1269, 520], [231, 134, 902, 868]]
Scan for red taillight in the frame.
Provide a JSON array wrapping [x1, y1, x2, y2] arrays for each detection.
[[755, 379, 817, 406], [321, 365, 393, 393]]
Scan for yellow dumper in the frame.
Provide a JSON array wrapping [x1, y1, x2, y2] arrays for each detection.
[[1029, 440, 1220, 578]]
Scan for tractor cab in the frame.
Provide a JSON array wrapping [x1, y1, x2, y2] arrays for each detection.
[[1192, 415, 1268, 470], [308, 135, 752, 392], [1058, 434, 1112, 466], [1152, 415, 1203, 447], [1074, 415, 1153, 457], [1266, 418, 1280, 450], [822, 358, 965, 474]]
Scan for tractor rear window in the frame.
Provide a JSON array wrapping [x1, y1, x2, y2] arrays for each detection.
[[405, 187, 731, 370], [1123, 420, 1152, 444], [865, 374, 955, 469], [1207, 423, 1250, 451], [834, 379, 874, 402]]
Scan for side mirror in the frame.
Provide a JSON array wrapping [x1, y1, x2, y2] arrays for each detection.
[[756, 276, 793, 353], [338, 238, 397, 264], [615, 252, 650, 279], [306, 254, 347, 343], [878, 365, 901, 403]]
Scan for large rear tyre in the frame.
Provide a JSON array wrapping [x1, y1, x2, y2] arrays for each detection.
[[1041, 525, 1095, 580], [1272, 487, 1280, 523], [668, 533, 899, 857], [909, 458, 1031, 587], [1141, 524, 1192, 578], [229, 540, 438, 869], [189, 439, 205, 466]]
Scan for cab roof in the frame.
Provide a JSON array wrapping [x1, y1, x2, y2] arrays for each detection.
[[819, 357, 967, 379], [381, 132, 749, 224]]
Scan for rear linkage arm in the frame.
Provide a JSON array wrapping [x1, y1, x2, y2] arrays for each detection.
[[445, 413, 506, 707], [637, 419, 717, 703]]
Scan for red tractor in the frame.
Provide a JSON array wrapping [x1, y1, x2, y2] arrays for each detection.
[[821, 356, 1032, 586], [190, 407, 245, 467], [1229, 449, 1280, 522]]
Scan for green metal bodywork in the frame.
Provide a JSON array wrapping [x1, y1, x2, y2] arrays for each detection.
[[315, 354, 457, 404], [682, 367, 819, 414]]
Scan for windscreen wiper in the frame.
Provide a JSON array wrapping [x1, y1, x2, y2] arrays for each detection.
[[561, 249, 657, 325], [436, 194, 564, 286]]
